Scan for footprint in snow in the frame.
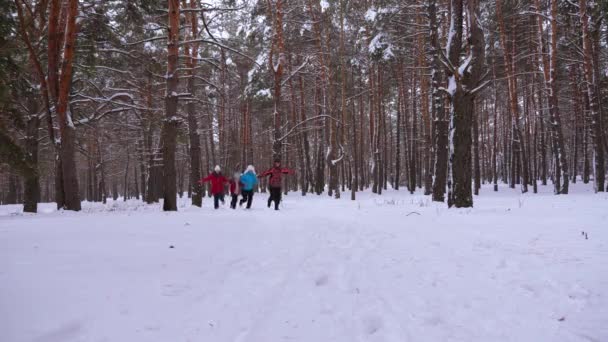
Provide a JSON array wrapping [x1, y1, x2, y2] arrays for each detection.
[[234, 328, 250, 342], [315, 274, 329, 286], [162, 283, 191, 297], [363, 316, 383, 335], [423, 315, 443, 326], [520, 283, 536, 295], [32, 321, 83, 342]]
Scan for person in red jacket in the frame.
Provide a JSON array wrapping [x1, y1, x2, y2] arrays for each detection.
[[260, 159, 294, 210], [229, 172, 243, 209], [198, 165, 229, 209]]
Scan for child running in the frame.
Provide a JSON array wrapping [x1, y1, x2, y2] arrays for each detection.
[[260, 159, 294, 210], [229, 172, 242, 209], [239, 165, 258, 209], [198, 165, 228, 209]]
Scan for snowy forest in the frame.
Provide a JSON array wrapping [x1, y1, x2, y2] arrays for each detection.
[[1, 0, 607, 212]]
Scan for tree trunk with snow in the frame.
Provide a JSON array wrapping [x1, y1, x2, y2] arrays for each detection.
[[446, 0, 485, 208], [185, 0, 203, 206], [161, 0, 180, 211], [55, 0, 81, 211], [533, 0, 569, 194], [430, 0, 448, 202]]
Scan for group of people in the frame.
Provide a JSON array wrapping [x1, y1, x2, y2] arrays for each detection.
[[198, 159, 294, 211]]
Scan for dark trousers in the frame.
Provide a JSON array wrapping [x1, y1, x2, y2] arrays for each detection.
[[268, 187, 282, 210], [230, 194, 239, 209], [240, 190, 254, 209], [213, 194, 225, 209]]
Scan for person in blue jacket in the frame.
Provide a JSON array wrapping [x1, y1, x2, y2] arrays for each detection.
[[239, 165, 258, 209]]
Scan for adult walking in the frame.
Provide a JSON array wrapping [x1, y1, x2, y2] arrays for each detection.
[[260, 159, 294, 210]]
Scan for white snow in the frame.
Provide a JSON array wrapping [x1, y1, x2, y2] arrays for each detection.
[[368, 33, 393, 61], [248, 51, 268, 83], [66, 109, 75, 129], [109, 92, 134, 101], [256, 51, 268, 65], [255, 88, 272, 99], [320, 0, 329, 12], [446, 12, 455, 56], [458, 54, 472, 76], [365, 8, 377, 22], [144, 41, 157, 52], [300, 21, 312, 35], [383, 44, 394, 60], [1, 184, 607, 342], [448, 75, 457, 96], [368, 33, 385, 53]]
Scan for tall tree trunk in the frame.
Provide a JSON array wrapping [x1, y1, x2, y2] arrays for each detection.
[[161, 0, 180, 211], [133, 164, 140, 200], [473, 108, 481, 195], [534, 72, 548, 186], [351, 69, 359, 199], [308, 0, 340, 198], [123, 145, 130, 201], [395, 67, 403, 190], [14, 0, 58, 208], [55, 0, 81, 211], [7, 174, 18, 205], [569, 65, 583, 184], [497, 0, 529, 193], [376, 65, 383, 195], [533, 0, 569, 194], [97, 133, 107, 204], [430, 0, 448, 202], [268, 0, 285, 161], [409, 70, 417, 194], [415, 8, 433, 196], [582, 88, 591, 183], [298, 73, 313, 192], [370, 64, 378, 194], [185, 0, 203, 206], [447, 0, 485, 208], [580, 0, 605, 192], [23, 106, 40, 212]]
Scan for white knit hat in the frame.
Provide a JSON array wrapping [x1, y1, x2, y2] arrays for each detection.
[[214, 165, 221, 172], [246, 165, 255, 174]]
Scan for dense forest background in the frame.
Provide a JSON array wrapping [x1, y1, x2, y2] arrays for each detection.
[[1, 0, 607, 212]]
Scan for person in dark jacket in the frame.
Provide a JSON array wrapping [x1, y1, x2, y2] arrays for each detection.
[[239, 165, 258, 209], [229, 172, 243, 209], [260, 159, 294, 210], [198, 165, 228, 209]]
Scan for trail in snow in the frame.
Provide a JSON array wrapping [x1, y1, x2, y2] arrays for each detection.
[[0, 183, 607, 342]]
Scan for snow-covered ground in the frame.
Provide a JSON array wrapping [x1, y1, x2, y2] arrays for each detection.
[[1, 183, 607, 342]]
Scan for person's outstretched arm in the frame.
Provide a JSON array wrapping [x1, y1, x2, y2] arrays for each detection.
[[281, 168, 295, 174], [198, 174, 211, 184]]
